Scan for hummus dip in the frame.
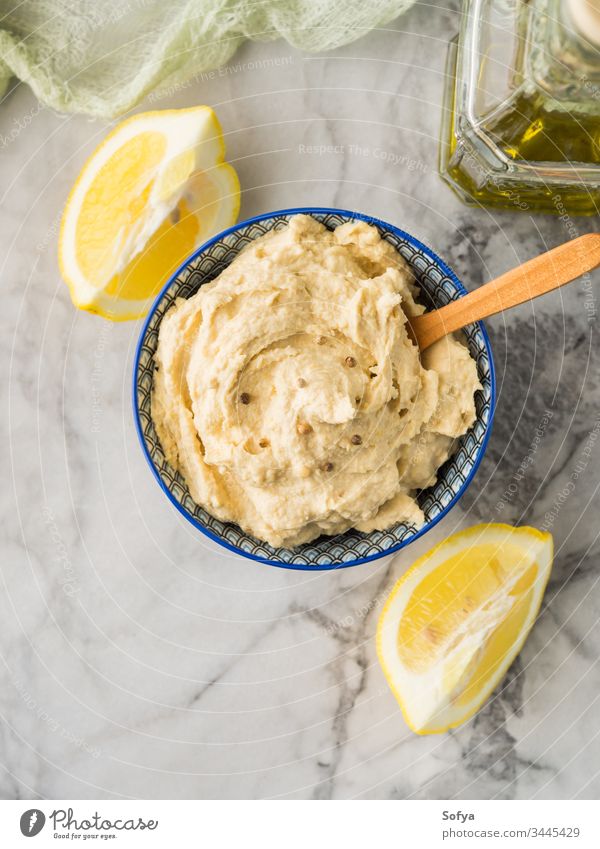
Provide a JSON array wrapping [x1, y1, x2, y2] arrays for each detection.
[[151, 215, 481, 548]]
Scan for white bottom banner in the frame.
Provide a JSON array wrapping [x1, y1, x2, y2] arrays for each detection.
[[0, 799, 597, 848]]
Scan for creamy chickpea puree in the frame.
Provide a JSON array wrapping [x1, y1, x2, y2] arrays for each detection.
[[151, 215, 480, 547]]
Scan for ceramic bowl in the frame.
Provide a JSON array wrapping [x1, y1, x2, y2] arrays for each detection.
[[133, 208, 495, 569]]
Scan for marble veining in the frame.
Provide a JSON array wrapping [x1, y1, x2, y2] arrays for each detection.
[[1, 0, 600, 800]]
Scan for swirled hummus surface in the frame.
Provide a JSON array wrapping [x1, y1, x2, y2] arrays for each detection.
[[151, 215, 481, 547]]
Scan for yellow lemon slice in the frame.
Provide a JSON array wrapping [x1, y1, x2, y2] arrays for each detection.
[[59, 106, 240, 321], [377, 524, 553, 734]]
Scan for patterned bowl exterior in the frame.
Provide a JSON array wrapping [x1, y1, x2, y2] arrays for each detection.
[[133, 208, 495, 569]]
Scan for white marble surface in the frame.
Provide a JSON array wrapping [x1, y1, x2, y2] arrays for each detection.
[[2, 1, 600, 800]]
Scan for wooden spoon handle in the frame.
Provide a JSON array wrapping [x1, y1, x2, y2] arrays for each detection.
[[411, 233, 600, 350]]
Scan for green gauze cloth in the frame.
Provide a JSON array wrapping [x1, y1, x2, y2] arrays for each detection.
[[0, 0, 417, 118]]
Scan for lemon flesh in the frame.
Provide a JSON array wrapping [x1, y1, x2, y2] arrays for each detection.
[[59, 106, 240, 321], [377, 524, 553, 734]]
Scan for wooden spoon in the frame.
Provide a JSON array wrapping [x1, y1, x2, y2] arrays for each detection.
[[409, 233, 600, 351]]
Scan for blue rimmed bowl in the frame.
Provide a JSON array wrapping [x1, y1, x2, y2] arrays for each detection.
[[133, 207, 495, 570]]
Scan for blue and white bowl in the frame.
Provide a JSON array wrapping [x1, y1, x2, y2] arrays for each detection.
[[133, 208, 495, 569]]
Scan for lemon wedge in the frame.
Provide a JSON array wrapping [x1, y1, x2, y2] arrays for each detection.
[[377, 524, 553, 734], [59, 106, 240, 321]]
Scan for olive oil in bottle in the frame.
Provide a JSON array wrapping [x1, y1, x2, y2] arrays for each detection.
[[440, 0, 600, 214]]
